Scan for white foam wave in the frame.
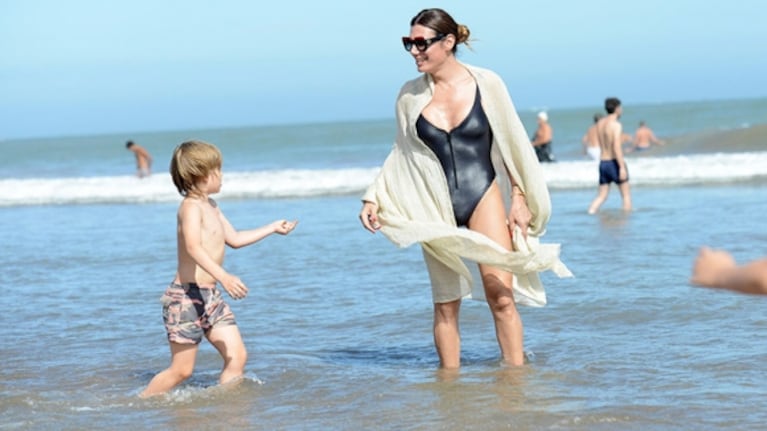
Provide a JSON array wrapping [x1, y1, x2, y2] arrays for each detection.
[[542, 151, 767, 189], [0, 168, 380, 207], [1, 152, 765, 206]]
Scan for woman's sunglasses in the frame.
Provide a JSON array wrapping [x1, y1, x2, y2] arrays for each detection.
[[401, 34, 446, 52]]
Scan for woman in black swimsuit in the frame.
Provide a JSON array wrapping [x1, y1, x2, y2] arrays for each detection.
[[416, 86, 495, 227], [359, 8, 539, 368]]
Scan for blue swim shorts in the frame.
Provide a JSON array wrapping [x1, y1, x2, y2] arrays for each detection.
[[598, 160, 629, 185]]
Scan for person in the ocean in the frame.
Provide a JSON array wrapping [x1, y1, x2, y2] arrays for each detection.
[[582, 113, 603, 160], [531, 111, 555, 162], [690, 247, 767, 295], [629, 121, 664, 152], [358, 8, 569, 369], [587, 97, 632, 214], [140, 140, 297, 397], [125, 140, 153, 178]]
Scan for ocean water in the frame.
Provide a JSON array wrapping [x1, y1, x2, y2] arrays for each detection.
[[1, 98, 766, 430]]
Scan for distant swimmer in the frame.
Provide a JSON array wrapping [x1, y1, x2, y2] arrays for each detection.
[[531, 111, 555, 162], [126, 140, 153, 178], [587, 97, 631, 214], [629, 121, 664, 152], [581, 113, 602, 160], [691, 247, 767, 295]]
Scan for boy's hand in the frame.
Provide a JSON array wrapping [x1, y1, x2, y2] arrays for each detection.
[[220, 273, 249, 300], [273, 220, 298, 235]]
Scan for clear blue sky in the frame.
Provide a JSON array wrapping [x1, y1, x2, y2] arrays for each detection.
[[2, 0, 765, 139]]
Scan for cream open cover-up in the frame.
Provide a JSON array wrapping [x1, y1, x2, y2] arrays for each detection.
[[363, 63, 572, 306]]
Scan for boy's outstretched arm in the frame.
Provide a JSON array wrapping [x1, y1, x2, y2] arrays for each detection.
[[220, 213, 298, 249], [690, 247, 767, 295]]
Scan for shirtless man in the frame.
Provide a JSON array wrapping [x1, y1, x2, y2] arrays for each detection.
[[531, 111, 555, 162], [581, 113, 602, 160], [587, 97, 631, 214], [630, 121, 664, 152], [126, 140, 153, 178]]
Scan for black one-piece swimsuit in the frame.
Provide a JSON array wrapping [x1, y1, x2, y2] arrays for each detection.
[[416, 87, 495, 227]]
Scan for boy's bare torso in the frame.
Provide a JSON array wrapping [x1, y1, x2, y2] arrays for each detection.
[[176, 197, 226, 285]]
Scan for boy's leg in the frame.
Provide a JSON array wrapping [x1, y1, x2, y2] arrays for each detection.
[[140, 342, 198, 398], [207, 324, 248, 385]]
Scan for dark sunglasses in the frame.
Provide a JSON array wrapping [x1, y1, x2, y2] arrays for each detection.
[[401, 34, 446, 52]]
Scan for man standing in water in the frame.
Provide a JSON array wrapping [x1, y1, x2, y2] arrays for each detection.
[[531, 111, 555, 162], [587, 97, 631, 214], [126, 140, 153, 178], [581, 113, 603, 160]]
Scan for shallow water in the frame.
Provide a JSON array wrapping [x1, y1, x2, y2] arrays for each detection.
[[2, 183, 766, 430], [2, 98, 766, 429]]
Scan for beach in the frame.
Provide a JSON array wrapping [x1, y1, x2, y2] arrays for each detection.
[[1, 97, 766, 430]]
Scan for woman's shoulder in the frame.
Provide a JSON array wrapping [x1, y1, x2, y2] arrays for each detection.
[[464, 63, 504, 84], [398, 74, 429, 95]]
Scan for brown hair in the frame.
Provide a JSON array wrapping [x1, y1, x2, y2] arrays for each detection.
[[410, 8, 471, 53], [169, 140, 222, 196], [604, 97, 622, 114]]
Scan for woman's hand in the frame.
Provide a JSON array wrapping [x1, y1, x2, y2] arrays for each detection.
[[359, 201, 381, 233], [508, 193, 531, 240]]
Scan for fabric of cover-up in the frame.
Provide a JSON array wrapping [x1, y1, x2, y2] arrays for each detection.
[[362, 63, 572, 306]]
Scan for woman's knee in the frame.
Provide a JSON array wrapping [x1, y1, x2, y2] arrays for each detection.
[[433, 300, 460, 323], [482, 276, 517, 314], [488, 293, 516, 313]]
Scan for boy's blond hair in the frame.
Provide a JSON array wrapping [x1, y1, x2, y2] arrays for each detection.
[[170, 140, 222, 196]]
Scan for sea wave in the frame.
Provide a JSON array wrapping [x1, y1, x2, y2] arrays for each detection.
[[2, 152, 765, 207], [544, 151, 767, 189]]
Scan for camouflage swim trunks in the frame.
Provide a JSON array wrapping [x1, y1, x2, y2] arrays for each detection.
[[160, 283, 236, 344]]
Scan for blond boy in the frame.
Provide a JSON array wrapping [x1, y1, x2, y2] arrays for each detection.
[[141, 140, 297, 397]]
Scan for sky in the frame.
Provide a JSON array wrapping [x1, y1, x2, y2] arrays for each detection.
[[1, 0, 766, 139]]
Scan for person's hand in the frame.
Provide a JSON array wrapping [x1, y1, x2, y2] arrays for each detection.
[[359, 201, 381, 233], [219, 273, 249, 300], [272, 219, 298, 235], [619, 166, 628, 181], [690, 247, 737, 287], [508, 194, 531, 240]]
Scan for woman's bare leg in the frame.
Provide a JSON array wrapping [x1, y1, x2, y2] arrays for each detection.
[[433, 299, 461, 368], [468, 182, 525, 366]]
